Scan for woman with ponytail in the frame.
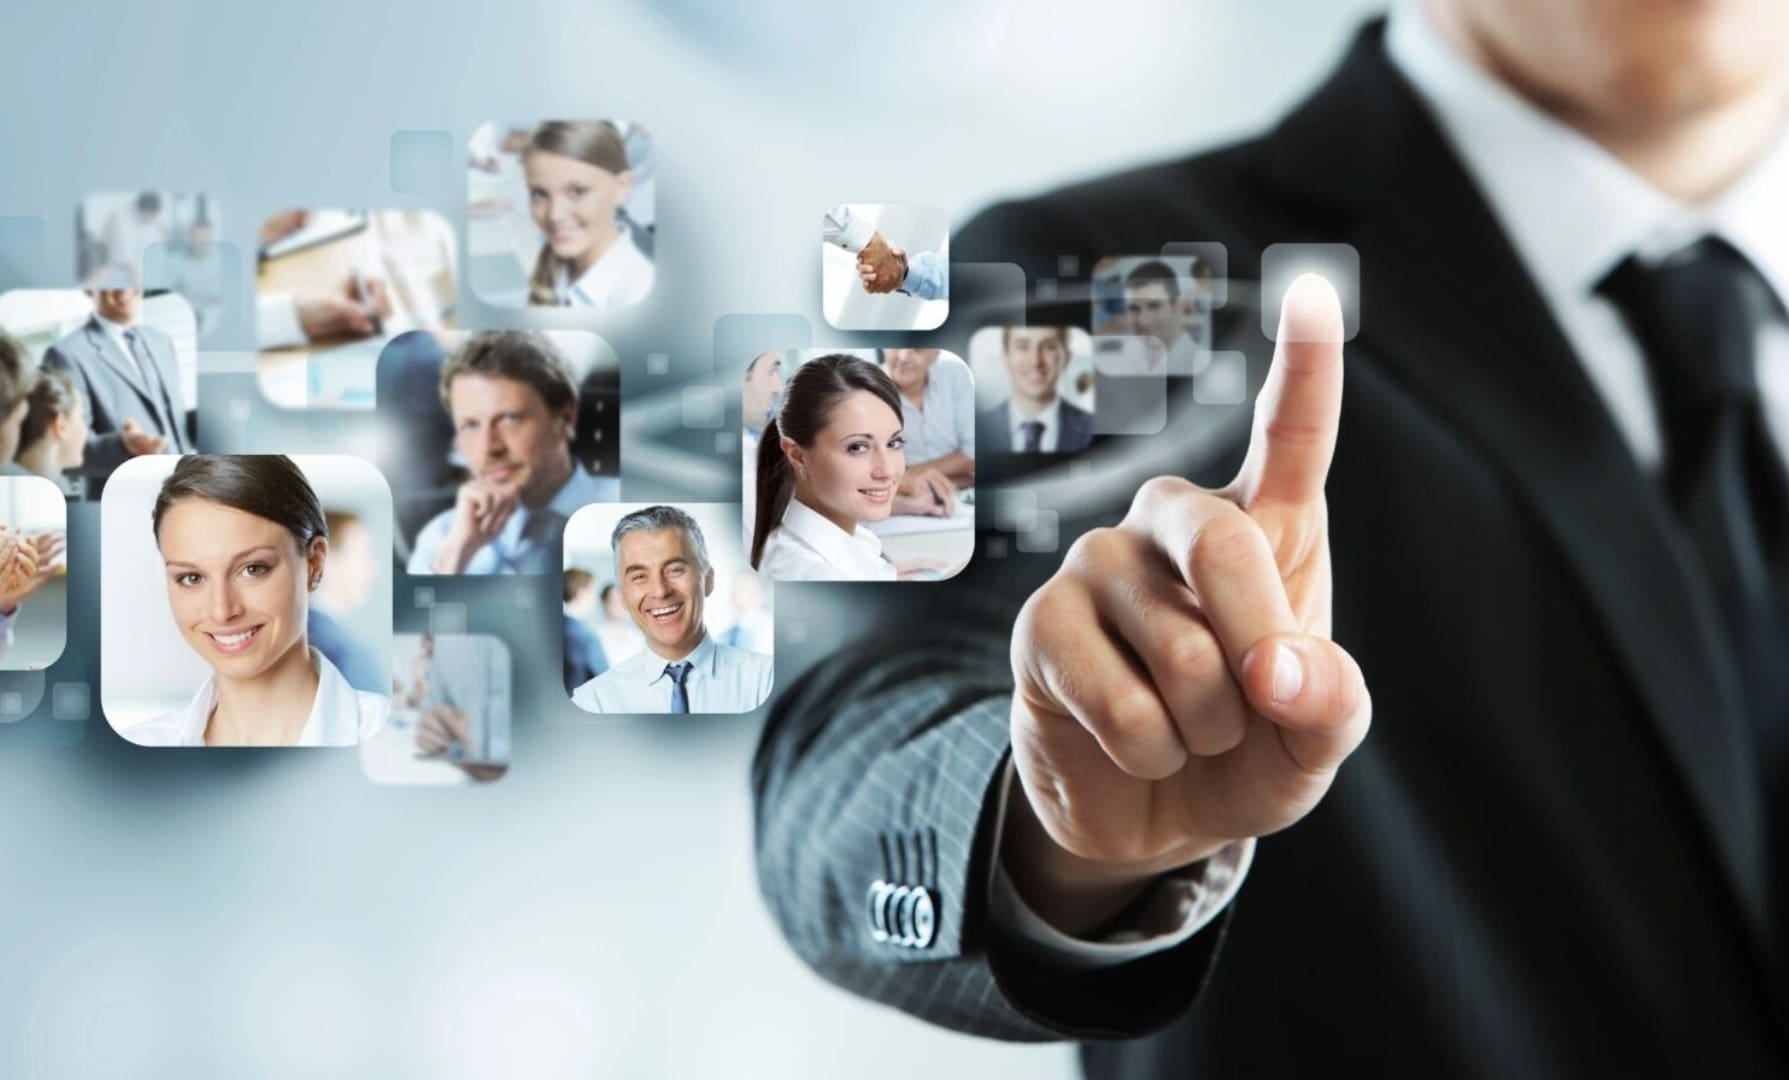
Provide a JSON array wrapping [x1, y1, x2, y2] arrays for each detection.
[[523, 120, 655, 309], [750, 354, 907, 581]]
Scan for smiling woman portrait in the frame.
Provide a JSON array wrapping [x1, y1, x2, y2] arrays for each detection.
[[523, 120, 655, 310], [126, 455, 390, 747]]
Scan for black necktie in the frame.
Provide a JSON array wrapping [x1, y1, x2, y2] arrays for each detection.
[[1019, 419, 1044, 453], [1599, 236, 1789, 895]]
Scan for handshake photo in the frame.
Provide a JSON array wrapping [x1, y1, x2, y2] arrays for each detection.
[[854, 231, 909, 295]]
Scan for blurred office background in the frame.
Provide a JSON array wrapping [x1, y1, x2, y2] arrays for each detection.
[[0, 0, 1379, 1076]]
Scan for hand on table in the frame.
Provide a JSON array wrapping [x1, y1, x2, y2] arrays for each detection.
[[416, 704, 505, 782], [893, 469, 957, 517], [294, 275, 391, 342], [1002, 274, 1371, 935]]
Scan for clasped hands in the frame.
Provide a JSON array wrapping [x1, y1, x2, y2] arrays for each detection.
[[856, 232, 908, 294]]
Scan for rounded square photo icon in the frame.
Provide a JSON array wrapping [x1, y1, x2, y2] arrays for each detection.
[[821, 204, 949, 331], [0, 288, 198, 502], [969, 327, 1096, 455], [100, 454, 394, 747], [744, 349, 973, 582], [364, 632, 510, 785], [565, 502, 772, 715], [467, 120, 656, 312], [376, 329, 621, 576], [255, 208, 457, 409]]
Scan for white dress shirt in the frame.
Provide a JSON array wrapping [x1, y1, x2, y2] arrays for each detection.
[[570, 631, 774, 714], [124, 648, 389, 747], [1007, 397, 1063, 453], [92, 312, 152, 387], [821, 205, 877, 254], [550, 225, 655, 309], [995, 0, 1789, 965], [1387, 1, 1789, 469], [896, 355, 976, 465], [757, 497, 897, 581], [408, 465, 621, 575]]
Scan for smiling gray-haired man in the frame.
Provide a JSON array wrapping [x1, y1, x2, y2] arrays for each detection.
[[570, 505, 773, 714]]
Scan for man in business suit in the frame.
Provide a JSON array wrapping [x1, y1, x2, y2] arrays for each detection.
[[756, 0, 1789, 1075], [43, 288, 188, 499], [982, 326, 1095, 453]]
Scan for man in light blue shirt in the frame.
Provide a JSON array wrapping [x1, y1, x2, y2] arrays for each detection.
[[408, 332, 620, 574], [570, 505, 774, 714]]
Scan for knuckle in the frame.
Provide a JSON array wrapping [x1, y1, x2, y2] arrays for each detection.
[[1187, 503, 1264, 580], [1135, 474, 1195, 511], [1161, 627, 1227, 684], [1066, 525, 1127, 571]]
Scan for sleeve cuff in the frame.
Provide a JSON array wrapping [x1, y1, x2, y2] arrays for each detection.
[[985, 759, 1254, 971], [257, 292, 306, 349], [824, 207, 877, 253]]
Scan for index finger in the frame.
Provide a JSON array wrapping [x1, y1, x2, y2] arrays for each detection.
[[1233, 273, 1344, 506]]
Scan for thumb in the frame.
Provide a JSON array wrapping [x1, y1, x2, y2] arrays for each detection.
[[1237, 633, 1370, 773]]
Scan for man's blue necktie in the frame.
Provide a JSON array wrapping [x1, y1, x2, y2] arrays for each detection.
[[664, 661, 691, 714], [1020, 420, 1044, 452]]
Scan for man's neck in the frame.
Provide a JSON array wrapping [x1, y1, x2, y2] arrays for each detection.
[[644, 626, 706, 663], [1426, 0, 1789, 201], [1011, 392, 1058, 420], [523, 453, 576, 510]]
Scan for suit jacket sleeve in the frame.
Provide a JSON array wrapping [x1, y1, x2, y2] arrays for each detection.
[[42, 344, 129, 476]]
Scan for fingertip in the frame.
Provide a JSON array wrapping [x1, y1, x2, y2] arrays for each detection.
[[1240, 634, 1358, 729], [1278, 273, 1344, 345]]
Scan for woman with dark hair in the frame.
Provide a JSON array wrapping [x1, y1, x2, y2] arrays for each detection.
[[751, 354, 905, 581], [14, 368, 88, 481], [523, 120, 654, 309], [128, 455, 388, 747]]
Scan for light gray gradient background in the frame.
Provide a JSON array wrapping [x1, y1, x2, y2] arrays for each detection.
[[0, 1, 1379, 1076]]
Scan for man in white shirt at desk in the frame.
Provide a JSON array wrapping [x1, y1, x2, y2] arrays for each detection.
[[409, 331, 619, 574], [571, 505, 774, 714], [1123, 260, 1205, 376]]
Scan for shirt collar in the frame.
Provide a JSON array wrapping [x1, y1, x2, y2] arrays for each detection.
[[491, 463, 602, 554], [92, 312, 135, 342], [1009, 396, 1061, 437], [556, 225, 640, 305], [1386, 2, 1789, 306], [780, 496, 885, 573], [623, 630, 716, 685], [178, 647, 349, 746]]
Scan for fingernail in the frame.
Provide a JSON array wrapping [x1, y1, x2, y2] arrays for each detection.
[[1271, 642, 1304, 704]]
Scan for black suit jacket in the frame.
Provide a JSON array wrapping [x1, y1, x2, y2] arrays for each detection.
[[755, 21, 1788, 1077]]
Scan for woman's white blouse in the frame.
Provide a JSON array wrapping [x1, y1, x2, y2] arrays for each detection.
[[757, 498, 897, 581], [126, 648, 390, 747], [549, 225, 655, 309]]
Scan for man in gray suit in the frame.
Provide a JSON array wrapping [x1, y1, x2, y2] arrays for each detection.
[[980, 326, 1094, 454], [43, 288, 188, 499]]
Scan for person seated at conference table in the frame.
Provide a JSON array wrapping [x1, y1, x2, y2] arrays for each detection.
[[523, 120, 655, 309], [752, 354, 946, 582], [408, 331, 620, 575], [570, 505, 773, 713], [881, 348, 974, 488], [128, 455, 389, 747], [14, 368, 87, 483]]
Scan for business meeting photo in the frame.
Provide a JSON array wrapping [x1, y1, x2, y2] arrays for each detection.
[[363, 632, 510, 784], [376, 329, 620, 576], [0, 476, 66, 671], [968, 326, 1097, 455], [564, 502, 773, 715], [76, 190, 226, 336], [467, 119, 656, 311], [821, 203, 949, 331], [0, 289, 195, 500], [255, 207, 457, 409], [747, 349, 974, 582], [100, 453, 393, 747]]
